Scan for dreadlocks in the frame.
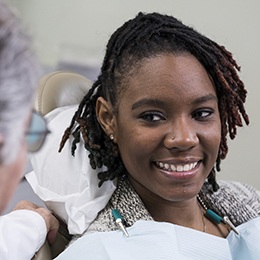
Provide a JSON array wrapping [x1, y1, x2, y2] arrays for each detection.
[[59, 12, 249, 190]]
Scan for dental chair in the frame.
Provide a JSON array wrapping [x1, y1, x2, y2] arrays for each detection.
[[35, 70, 92, 116], [31, 71, 92, 259]]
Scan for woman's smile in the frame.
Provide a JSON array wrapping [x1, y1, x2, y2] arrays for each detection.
[[154, 160, 201, 180]]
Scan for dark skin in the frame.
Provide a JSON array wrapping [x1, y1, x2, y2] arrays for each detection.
[[97, 53, 229, 238]]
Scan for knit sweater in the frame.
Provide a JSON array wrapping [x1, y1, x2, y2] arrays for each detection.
[[86, 177, 260, 234]]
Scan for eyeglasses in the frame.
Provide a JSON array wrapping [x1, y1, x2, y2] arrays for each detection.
[[25, 111, 50, 153]]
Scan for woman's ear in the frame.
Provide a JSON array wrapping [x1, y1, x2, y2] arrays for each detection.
[[96, 97, 116, 138]]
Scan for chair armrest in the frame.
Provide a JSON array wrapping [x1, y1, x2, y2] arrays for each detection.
[[32, 219, 72, 260]]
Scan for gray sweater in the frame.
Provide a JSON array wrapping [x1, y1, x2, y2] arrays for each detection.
[[86, 178, 260, 234]]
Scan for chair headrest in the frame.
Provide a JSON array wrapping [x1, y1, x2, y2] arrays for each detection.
[[35, 71, 92, 115]]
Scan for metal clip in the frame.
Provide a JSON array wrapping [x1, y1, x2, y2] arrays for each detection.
[[223, 216, 239, 235], [112, 209, 129, 237]]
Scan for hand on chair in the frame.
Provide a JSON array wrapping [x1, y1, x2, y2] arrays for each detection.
[[13, 200, 60, 244]]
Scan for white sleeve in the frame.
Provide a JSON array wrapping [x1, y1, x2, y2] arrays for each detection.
[[0, 209, 47, 260]]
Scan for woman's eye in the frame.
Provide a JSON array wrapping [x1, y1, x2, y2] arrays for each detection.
[[140, 112, 165, 122], [193, 109, 213, 120]]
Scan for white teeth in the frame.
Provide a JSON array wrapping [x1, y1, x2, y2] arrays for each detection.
[[170, 164, 176, 171], [164, 163, 169, 170], [183, 164, 189, 171], [177, 165, 183, 171], [159, 162, 164, 168], [156, 161, 198, 172]]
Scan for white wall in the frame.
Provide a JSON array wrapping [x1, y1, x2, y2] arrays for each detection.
[[9, 0, 260, 189]]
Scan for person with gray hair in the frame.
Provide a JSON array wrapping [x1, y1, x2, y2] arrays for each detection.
[[0, 0, 39, 211], [0, 0, 59, 259]]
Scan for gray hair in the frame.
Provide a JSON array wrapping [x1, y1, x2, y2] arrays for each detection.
[[0, 0, 41, 164]]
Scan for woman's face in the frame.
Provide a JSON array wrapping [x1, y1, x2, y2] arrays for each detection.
[[112, 53, 221, 203]]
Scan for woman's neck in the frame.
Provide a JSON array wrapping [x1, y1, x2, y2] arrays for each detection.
[[125, 176, 229, 237], [143, 194, 203, 230]]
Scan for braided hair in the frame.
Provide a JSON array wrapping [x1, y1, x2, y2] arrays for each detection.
[[59, 12, 249, 191]]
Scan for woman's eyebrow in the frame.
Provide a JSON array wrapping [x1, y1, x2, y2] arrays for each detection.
[[192, 94, 218, 105], [132, 94, 217, 110], [132, 98, 164, 110]]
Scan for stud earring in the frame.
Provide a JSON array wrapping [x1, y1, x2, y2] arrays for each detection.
[[109, 134, 114, 141], [171, 136, 175, 140]]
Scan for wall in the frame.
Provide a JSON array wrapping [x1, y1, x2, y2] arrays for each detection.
[[9, 0, 260, 189]]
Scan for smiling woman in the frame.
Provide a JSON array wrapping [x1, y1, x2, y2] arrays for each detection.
[[56, 12, 260, 259]]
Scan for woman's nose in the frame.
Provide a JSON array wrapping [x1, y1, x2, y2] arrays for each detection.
[[163, 118, 199, 151]]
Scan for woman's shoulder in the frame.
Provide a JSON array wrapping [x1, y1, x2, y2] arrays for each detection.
[[218, 180, 260, 207], [218, 180, 260, 198], [200, 180, 260, 226]]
